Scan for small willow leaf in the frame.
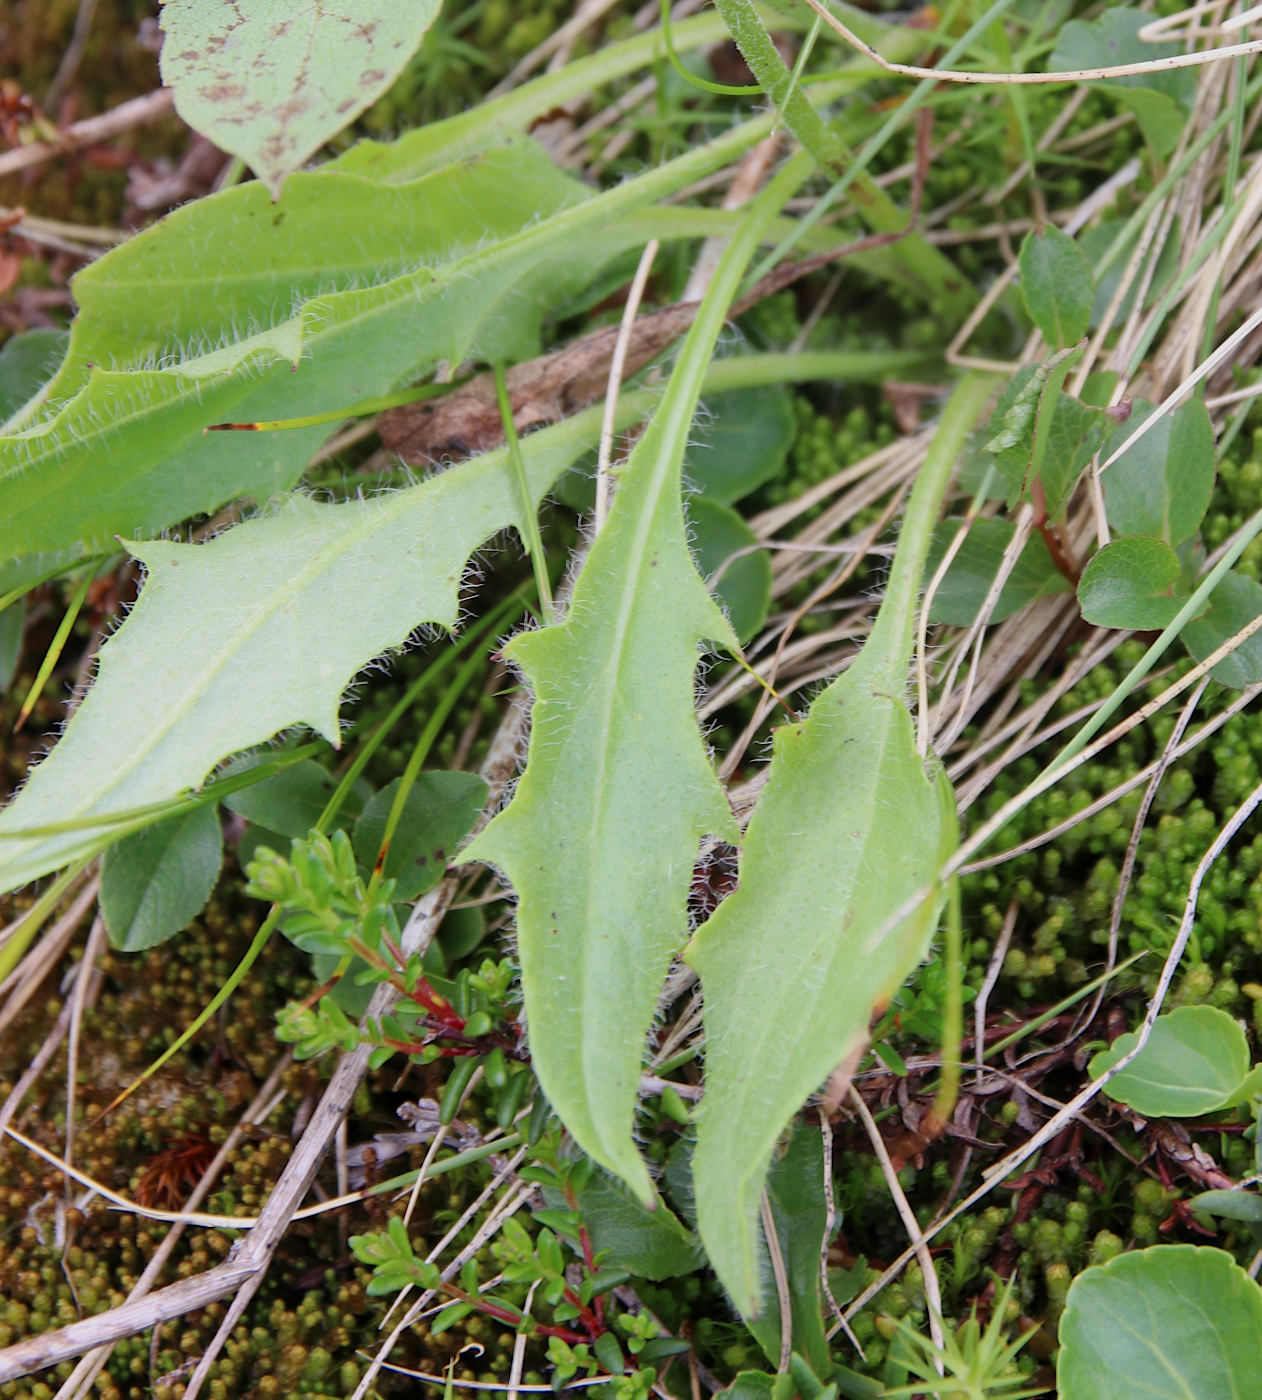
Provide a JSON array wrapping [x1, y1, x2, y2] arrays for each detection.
[[0, 405, 619, 896], [100, 802, 223, 952], [686, 376, 994, 1318], [1077, 536, 1185, 631], [159, 0, 441, 197], [461, 157, 813, 1201], [1018, 225, 1093, 349]]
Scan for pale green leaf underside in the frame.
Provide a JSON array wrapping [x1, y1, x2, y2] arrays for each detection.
[[462, 452, 738, 1199], [459, 158, 813, 1201], [686, 665, 953, 1316], [684, 376, 992, 1319], [159, 0, 440, 197], [0, 406, 616, 894]]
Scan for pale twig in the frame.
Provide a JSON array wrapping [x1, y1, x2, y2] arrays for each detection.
[[802, 0, 1262, 82], [53, 1056, 292, 1400], [818, 1111, 866, 1358], [848, 1088, 945, 1363], [960, 682, 1261, 873], [44, 0, 101, 111], [596, 239, 660, 531], [507, 1281, 541, 1400], [759, 1193, 793, 1372], [0, 688, 533, 1387], [1084, 679, 1210, 1031], [62, 914, 106, 1197], [0, 89, 176, 180], [0, 874, 100, 1033]]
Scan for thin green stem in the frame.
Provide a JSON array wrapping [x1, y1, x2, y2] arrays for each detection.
[[864, 372, 1001, 685], [746, 0, 1018, 302], [14, 565, 97, 731], [494, 363, 554, 623]]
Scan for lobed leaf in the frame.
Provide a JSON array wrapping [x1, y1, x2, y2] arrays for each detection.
[[0, 404, 620, 895], [1057, 1246, 1262, 1400], [159, 0, 440, 197], [0, 128, 763, 583], [685, 376, 994, 1318], [460, 158, 813, 1201]]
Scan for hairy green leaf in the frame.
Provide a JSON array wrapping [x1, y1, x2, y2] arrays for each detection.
[[1077, 536, 1185, 631], [0, 126, 764, 576], [1018, 226, 1093, 349], [460, 157, 814, 1201], [1181, 570, 1262, 687], [1091, 1006, 1250, 1116], [1058, 1247, 1262, 1400], [100, 803, 223, 951], [686, 375, 994, 1318], [1100, 399, 1215, 545], [0, 403, 617, 895], [159, 0, 440, 197], [0, 328, 67, 423]]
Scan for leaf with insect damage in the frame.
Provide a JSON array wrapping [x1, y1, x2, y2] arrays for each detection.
[[0, 400, 634, 896], [459, 162, 814, 1202], [685, 376, 995, 1319], [159, 0, 441, 198], [0, 124, 768, 590]]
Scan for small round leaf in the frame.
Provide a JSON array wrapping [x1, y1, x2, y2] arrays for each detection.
[[1019, 225, 1093, 349], [1077, 536, 1185, 631], [1090, 1005, 1250, 1117], [1058, 1246, 1262, 1400]]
